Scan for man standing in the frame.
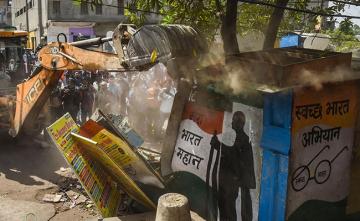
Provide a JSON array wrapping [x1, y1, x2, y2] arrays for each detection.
[[61, 78, 80, 121], [211, 111, 256, 221]]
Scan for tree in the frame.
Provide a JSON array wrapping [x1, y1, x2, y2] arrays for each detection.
[[339, 18, 355, 36], [126, 0, 221, 41], [354, 24, 360, 35], [326, 18, 360, 53], [125, 0, 240, 55], [263, 0, 290, 49], [221, 0, 240, 55]]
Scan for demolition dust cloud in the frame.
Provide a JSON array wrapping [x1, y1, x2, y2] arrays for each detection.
[[297, 66, 358, 91]]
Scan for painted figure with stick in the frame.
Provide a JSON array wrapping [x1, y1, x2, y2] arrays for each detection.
[[209, 111, 256, 221]]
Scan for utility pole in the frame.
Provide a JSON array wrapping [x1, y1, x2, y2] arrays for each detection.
[[38, 0, 43, 40], [25, 0, 29, 32]]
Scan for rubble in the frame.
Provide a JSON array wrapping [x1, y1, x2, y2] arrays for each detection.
[[42, 193, 63, 203], [65, 190, 79, 201], [34, 174, 97, 217], [76, 194, 88, 205]]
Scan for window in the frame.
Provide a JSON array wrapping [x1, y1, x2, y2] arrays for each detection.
[[80, 1, 88, 15], [95, 3, 102, 15], [117, 0, 124, 15], [52, 1, 60, 16]]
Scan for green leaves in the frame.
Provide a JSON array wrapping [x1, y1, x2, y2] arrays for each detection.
[[339, 18, 355, 35], [75, 0, 357, 51], [125, 0, 222, 41], [326, 20, 360, 52]]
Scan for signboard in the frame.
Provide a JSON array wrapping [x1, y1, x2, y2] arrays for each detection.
[[170, 89, 263, 221], [71, 132, 156, 209], [287, 82, 359, 220], [90, 109, 144, 149], [79, 119, 164, 189], [46, 113, 122, 217]]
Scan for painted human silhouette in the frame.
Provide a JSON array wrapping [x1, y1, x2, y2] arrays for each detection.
[[210, 111, 256, 221]]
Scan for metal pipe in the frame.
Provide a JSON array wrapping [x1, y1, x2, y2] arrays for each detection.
[[69, 36, 113, 48], [25, 0, 29, 32]]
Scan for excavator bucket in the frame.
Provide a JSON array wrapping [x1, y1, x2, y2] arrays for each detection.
[[113, 24, 208, 69]]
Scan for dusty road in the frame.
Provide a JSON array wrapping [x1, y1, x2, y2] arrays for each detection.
[[0, 133, 99, 221]]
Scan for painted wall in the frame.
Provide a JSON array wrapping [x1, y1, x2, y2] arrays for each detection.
[[169, 88, 263, 221], [287, 82, 359, 221]]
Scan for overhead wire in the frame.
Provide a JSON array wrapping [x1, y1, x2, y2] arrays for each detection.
[[238, 0, 360, 19], [287, 0, 360, 7], [330, 0, 360, 7]]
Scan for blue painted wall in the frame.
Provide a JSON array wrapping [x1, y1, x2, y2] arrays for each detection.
[[280, 33, 301, 48], [259, 90, 293, 221]]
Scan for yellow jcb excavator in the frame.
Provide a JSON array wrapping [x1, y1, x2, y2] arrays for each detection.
[[0, 24, 207, 137]]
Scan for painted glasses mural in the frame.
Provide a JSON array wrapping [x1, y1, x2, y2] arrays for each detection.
[[170, 89, 263, 221]]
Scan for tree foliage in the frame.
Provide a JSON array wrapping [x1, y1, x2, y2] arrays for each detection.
[[79, 0, 356, 52], [124, 0, 348, 38], [354, 24, 360, 35], [326, 18, 360, 52], [125, 0, 222, 41], [339, 18, 355, 35]]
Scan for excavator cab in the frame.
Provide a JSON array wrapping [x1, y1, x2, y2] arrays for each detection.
[[0, 30, 28, 85]]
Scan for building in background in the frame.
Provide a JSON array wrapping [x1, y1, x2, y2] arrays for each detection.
[[0, 0, 12, 27], [12, 0, 126, 48]]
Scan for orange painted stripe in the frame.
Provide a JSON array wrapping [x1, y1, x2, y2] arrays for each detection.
[[182, 102, 224, 135]]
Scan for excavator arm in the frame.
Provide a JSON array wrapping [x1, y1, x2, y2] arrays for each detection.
[[8, 24, 207, 137], [9, 42, 126, 137]]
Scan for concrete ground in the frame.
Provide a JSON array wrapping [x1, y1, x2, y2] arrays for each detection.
[[0, 134, 98, 221]]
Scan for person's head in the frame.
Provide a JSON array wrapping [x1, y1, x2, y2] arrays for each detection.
[[232, 111, 245, 132], [100, 81, 107, 91], [74, 71, 81, 79], [108, 73, 116, 83]]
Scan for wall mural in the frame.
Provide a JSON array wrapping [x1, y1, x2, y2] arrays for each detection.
[[287, 82, 359, 221], [170, 89, 263, 221]]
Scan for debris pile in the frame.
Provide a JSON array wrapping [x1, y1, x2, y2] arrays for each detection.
[[46, 109, 165, 218], [37, 176, 99, 216]]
